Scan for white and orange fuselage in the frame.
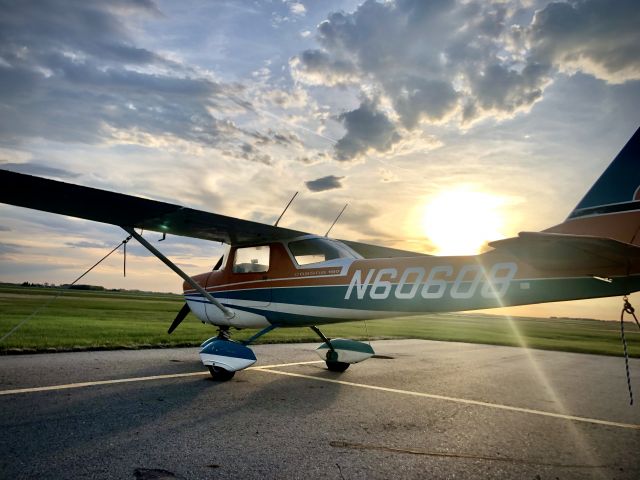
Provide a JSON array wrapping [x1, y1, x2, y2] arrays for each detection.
[[184, 224, 640, 331]]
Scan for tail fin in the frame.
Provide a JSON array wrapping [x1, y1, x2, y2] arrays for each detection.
[[545, 126, 640, 246]]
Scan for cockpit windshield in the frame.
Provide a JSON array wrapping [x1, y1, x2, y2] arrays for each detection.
[[288, 238, 359, 266]]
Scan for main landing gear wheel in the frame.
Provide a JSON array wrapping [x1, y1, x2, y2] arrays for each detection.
[[326, 361, 350, 372], [207, 365, 235, 381]]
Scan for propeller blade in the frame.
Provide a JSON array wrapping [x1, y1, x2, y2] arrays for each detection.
[[168, 303, 191, 334]]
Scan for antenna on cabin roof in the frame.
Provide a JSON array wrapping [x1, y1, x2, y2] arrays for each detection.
[[274, 191, 298, 227], [325, 204, 348, 237]]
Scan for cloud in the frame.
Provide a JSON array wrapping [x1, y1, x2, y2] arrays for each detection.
[[0, 226, 11, 232], [64, 241, 113, 249], [291, 0, 640, 159], [305, 175, 345, 192], [0, 0, 245, 148], [0, 242, 22, 255], [288, 2, 306, 16], [290, 50, 358, 87], [466, 62, 550, 117], [525, 0, 640, 84], [249, 129, 303, 147], [334, 99, 401, 161], [236, 142, 273, 165], [291, 196, 386, 238], [0, 162, 79, 179]]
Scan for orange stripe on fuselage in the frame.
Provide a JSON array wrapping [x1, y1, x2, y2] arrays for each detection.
[[184, 246, 639, 295]]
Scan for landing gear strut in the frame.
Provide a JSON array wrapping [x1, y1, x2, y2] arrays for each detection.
[[310, 326, 350, 373], [216, 325, 231, 340]]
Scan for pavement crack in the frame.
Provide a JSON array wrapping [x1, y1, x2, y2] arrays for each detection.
[[329, 441, 615, 469], [133, 468, 185, 479]]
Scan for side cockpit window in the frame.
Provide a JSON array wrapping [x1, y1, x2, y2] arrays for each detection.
[[233, 245, 270, 273], [288, 238, 356, 266]]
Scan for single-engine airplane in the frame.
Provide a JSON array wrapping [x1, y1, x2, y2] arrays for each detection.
[[1, 128, 640, 380]]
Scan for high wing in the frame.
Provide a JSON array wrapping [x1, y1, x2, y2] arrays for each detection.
[[488, 231, 640, 271], [0, 169, 427, 257], [0, 169, 307, 246]]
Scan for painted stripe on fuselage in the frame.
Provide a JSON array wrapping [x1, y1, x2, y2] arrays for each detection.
[[187, 275, 640, 311], [185, 274, 640, 326]]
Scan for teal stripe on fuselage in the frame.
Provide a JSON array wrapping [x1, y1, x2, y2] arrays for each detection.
[[187, 274, 640, 321], [230, 304, 354, 327]]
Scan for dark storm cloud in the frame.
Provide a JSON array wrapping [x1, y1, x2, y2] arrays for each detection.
[[291, 0, 640, 160], [334, 100, 400, 161], [290, 49, 358, 86], [466, 63, 549, 114], [525, 0, 640, 83], [305, 175, 345, 192], [0, 0, 243, 147]]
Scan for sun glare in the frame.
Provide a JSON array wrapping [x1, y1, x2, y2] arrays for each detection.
[[422, 187, 506, 256]]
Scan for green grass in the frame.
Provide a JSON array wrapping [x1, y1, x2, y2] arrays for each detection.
[[0, 285, 638, 357]]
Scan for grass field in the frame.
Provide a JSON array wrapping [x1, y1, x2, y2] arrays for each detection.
[[0, 285, 638, 357]]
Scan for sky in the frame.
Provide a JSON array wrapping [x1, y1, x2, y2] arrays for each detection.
[[0, 0, 639, 320]]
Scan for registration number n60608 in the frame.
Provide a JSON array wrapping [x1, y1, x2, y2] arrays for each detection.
[[344, 262, 518, 301]]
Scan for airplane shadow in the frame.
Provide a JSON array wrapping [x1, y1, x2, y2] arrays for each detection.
[[2, 361, 345, 475]]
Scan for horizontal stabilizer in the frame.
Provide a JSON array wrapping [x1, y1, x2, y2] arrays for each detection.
[[489, 231, 640, 271]]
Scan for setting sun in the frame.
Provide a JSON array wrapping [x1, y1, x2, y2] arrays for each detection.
[[422, 187, 507, 256]]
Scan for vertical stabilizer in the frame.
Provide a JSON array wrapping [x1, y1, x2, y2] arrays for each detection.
[[568, 127, 640, 220], [545, 127, 640, 245]]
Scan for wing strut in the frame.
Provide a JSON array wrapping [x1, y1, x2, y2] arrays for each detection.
[[122, 227, 234, 320]]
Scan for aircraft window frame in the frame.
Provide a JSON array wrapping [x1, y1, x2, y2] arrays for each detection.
[[232, 245, 271, 274], [287, 238, 357, 267], [212, 245, 231, 271]]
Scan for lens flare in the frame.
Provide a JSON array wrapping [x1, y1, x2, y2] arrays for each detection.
[[477, 259, 604, 471]]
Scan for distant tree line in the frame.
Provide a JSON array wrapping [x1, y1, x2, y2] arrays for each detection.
[[19, 281, 105, 290], [8, 282, 178, 296]]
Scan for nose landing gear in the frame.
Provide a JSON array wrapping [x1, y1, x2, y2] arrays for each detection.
[[199, 327, 256, 381]]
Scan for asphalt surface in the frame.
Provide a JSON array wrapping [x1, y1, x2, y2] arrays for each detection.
[[1, 339, 639, 479]]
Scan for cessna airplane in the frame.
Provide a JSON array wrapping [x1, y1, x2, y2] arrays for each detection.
[[1, 128, 639, 380]]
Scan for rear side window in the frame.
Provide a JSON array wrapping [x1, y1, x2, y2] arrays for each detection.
[[288, 238, 354, 266], [233, 246, 270, 273]]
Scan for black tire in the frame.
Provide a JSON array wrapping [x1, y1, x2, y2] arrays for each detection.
[[207, 365, 235, 381], [326, 361, 350, 372]]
